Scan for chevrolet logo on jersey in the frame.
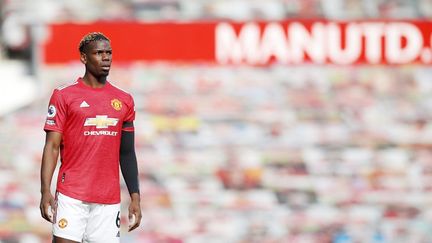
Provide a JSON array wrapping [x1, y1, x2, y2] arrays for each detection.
[[84, 115, 119, 129]]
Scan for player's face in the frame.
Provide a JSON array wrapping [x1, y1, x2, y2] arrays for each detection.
[[82, 40, 112, 78]]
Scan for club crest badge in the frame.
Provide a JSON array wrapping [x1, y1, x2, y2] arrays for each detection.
[[58, 218, 68, 228], [111, 99, 122, 111]]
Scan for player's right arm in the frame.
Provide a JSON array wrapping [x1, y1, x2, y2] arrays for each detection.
[[40, 131, 62, 223]]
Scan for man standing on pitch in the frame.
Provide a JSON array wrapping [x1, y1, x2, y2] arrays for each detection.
[[39, 32, 142, 243]]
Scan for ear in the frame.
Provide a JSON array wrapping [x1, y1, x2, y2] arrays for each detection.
[[80, 52, 87, 64]]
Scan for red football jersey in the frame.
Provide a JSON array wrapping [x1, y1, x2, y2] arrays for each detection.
[[44, 78, 135, 204]]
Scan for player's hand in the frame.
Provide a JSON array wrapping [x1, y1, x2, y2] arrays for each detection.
[[40, 192, 55, 223], [128, 193, 142, 232]]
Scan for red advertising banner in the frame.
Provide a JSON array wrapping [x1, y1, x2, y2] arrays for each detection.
[[42, 21, 432, 65]]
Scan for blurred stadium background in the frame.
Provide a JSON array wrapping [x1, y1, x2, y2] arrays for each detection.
[[2, 0, 432, 242]]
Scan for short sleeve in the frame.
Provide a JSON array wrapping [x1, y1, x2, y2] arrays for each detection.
[[122, 94, 135, 132], [44, 89, 68, 133]]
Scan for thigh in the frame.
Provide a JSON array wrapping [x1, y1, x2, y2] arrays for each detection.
[[53, 192, 89, 242], [83, 203, 121, 243], [53, 235, 80, 243]]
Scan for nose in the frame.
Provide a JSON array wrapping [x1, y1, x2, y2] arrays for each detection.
[[102, 53, 110, 61]]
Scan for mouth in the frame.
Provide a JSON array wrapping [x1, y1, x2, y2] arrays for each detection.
[[101, 66, 111, 72]]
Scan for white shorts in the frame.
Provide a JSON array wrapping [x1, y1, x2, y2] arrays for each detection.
[[53, 192, 121, 243]]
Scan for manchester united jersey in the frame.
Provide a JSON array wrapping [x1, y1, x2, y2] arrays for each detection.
[[44, 78, 135, 204]]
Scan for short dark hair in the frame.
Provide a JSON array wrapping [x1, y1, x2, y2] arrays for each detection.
[[78, 32, 110, 53]]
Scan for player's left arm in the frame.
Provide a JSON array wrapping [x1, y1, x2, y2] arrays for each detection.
[[119, 121, 142, 232]]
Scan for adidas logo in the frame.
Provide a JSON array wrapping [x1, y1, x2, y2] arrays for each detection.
[[116, 231, 120, 237], [80, 101, 90, 108]]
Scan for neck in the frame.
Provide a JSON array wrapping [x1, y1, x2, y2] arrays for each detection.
[[82, 74, 107, 88]]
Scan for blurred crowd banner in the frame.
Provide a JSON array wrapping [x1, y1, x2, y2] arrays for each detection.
[[42, 20, 432, 65]]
